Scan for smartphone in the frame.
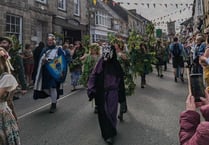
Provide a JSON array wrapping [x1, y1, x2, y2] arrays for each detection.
[[189, 73, 205, 102]]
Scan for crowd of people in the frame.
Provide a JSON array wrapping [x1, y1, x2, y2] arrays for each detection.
[[1, 28, 209, 144]]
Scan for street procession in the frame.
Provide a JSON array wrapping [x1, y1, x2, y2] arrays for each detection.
[[1, 0, 209, 145]]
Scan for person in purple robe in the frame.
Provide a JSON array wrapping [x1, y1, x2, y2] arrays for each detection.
[[87, 45, 127, 145]]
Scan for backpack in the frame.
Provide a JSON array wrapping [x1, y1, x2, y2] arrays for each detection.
[[172, 43, 181, 57]]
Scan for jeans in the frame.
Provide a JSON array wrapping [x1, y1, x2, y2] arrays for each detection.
[[71, 70, 81, 87]]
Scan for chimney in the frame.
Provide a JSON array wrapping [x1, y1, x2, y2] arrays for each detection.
[[129, 9, 136, 13]]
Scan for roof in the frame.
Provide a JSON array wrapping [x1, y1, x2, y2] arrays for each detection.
[[106, 0, 129, 22], [129, 9, 151, 23], [180, 17, 193, 26]]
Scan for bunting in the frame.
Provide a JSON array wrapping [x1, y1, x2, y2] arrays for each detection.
[[106, 1, 193, 9], [100, 0, 193, 29], [151, 7, 191, 22], [153, 17, 190, 26]]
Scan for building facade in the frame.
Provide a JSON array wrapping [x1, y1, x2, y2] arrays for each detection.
[[128, 9, 150, 36], [88, 0, 114, 43], [0, 0, 150, 46], [107, 1, 149, 39], [192, 0, 204, 32], [204, 0, 209, 28], [0, 0, 88, 46]]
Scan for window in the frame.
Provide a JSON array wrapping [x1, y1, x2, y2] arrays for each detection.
[[93, 34, 107, 42], [36, 0, 47, 4], [95, 11, 111, 28], [74, 0, 80, 16], [6, 14, 22, 43], [58, 0, 66, 10]]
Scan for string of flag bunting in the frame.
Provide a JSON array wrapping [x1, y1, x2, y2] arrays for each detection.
[[91, 0, 193, 8], [114, 1, 193, 9], [151, 7, 192, 23], [91, 0, 193, 28], [154, 17, 190, 26]]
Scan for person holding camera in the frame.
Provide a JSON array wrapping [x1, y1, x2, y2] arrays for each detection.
[[179, 91, 209, 145]]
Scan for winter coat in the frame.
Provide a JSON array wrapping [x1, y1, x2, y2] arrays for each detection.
[[179, 104, 209, 145]]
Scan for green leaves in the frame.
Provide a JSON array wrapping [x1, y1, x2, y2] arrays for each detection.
[[127, 30, 142, 50], [10, 35, 22, 52], [107, 32, 116, 45], [82, 35, 90, 53]]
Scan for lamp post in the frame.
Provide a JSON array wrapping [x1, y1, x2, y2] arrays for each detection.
[[88, 6, 95, 43]]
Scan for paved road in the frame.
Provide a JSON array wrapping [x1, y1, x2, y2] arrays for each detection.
[[15, 65, 188, 145]]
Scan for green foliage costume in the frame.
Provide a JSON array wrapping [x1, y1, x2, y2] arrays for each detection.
[[127, 31, 154, 77], [117, 52, 136, 96], [129, 48, 153, 76], [79, 43, 100, 87], [8, 36, 27, 90], [69, 47, 85, 72], [79, 54, 99, 87]]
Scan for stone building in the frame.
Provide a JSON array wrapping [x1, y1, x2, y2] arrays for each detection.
[[88, 0, 131, 43], [204, 0, 209, 28], [0, 0, 88, 46], [88, 0, 114, 43], [128, 9, 151, 36], [192, 0, 204, 32], [107, 1, 149, 38]]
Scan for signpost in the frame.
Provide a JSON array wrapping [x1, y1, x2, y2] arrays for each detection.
[[156, 29, 162, 38]]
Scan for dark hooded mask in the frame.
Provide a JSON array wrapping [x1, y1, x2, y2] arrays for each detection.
[[102, 45, 113, 61]]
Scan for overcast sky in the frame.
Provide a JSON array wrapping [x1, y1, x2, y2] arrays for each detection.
[[112, 0, 194, 32]]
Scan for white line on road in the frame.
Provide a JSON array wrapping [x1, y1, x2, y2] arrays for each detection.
[[18, 90, 80, 120]]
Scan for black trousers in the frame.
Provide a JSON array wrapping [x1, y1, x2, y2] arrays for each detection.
[[141, 73, 146, 85]]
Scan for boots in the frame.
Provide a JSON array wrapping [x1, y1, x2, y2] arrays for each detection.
[[118, 112, 124, 121], [49, 103, 57, 113], [180, 74, 184, 82], [94, 106, 98, 114], [118, 102, 127, 121], [105, 137, 113, 145]]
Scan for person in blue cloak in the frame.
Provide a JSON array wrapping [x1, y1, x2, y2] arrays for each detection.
[[33, 34, 68, 113], [87, 45, 127, 145]]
